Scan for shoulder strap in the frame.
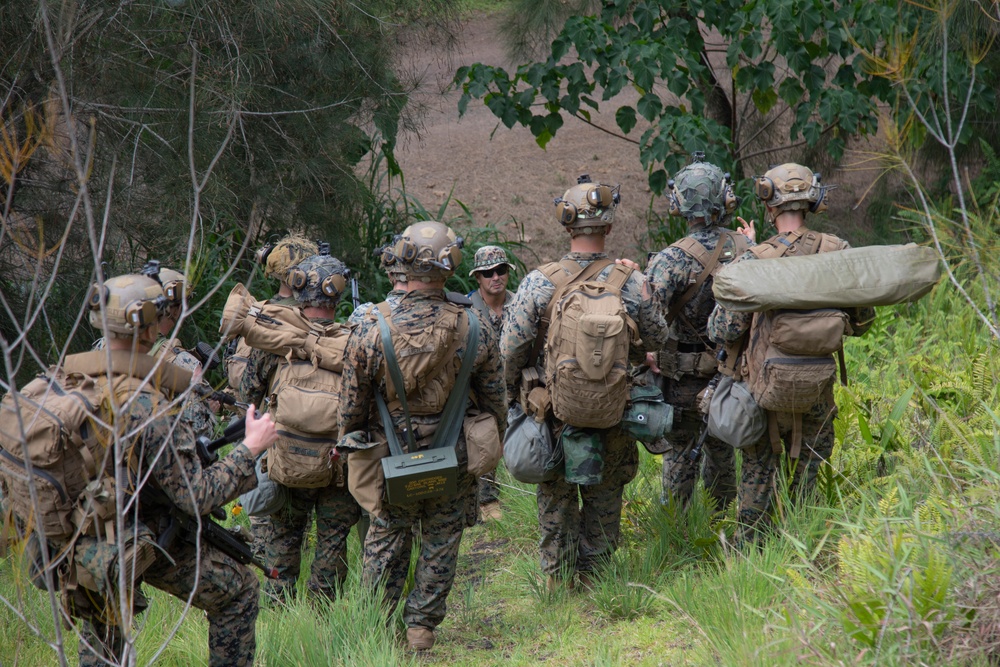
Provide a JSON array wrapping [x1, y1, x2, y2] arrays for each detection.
[[375, 310, 417, 453], [432, 310, 480, 451], [64, 350, 192, 395], [667, 235, 728, 323], [749, 228, 806, 260]]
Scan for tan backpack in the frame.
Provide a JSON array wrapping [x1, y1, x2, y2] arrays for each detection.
[[742, 228, 852, 457], [0, 351, 190, 541], [537, 259, 636, 429]]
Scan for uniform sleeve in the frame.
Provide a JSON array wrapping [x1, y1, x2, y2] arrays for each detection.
[[238, 347, 278, 407], [645, 248, 693, 315], [706, 249, 757, 344], [621, 271, 671, 355], [131, 396, 257, 516], [338, 322, 378, 435], [471, 316, 507, 439], [500, 271, 553, 401]]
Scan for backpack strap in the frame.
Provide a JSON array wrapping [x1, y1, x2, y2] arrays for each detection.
[[749, 228, 806, 260], [64, 350, 192, 396], [526, 258, 613, 369], [431, 310, 480, 451], [375, 310, 418, 454], [667, 235, 727, 323]]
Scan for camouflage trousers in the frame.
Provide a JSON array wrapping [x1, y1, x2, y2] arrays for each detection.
[[78, 541, 259, 667], [536, 427, 638, 577], [738, 399, 837, 542], [658, 374, 736, 508], [362, 473, 476, 630], [249, 514, 272, 559], [478, 470, 499, 505], [264, 483, 361, 601]]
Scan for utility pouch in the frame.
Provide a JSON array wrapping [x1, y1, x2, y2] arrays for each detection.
[[622, 384, 674, 447], [561, 426, 604, 486], [504, 405, 562, 484], [345, 435, 389, 516], [463, 411, 502, 478], [238, 453, 289, 517], [707, 375, 767, 449]]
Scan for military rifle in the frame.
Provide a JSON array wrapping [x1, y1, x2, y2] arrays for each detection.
[[350, 277, 360, 310]]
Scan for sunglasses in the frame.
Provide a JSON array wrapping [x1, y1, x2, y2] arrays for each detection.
[[476, 266, 509, 278]]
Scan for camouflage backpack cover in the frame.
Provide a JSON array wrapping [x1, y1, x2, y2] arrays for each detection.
[[537, 259, 637, 429]]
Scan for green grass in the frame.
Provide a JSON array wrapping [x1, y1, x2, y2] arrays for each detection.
[[4, 283, 1000, 665]]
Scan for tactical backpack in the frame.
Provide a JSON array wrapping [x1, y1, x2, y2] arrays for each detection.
[[222, 284, 351, 489], [741, 228, 852, 457], [533, 259, 636, 429], [658, 231, 750, 380], [0, 351, 190, 542]]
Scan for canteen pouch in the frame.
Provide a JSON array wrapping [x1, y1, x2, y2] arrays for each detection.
[[707, 375, 767, 449], [344, 432, 390, 516], [561, 426, 604, 486], [238, 453, 289, 517], [463, 411, 502, 478], [621, 383, 674, 446], [503, 405, 562, 484]]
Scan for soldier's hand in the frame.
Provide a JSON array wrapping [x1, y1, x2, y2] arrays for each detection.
[[645, 351, 661, 374], [736, 216, 756, 243], [243, 404, 277, 456]]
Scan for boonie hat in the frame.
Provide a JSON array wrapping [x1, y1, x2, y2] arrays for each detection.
[[469, 245, 514, 277]]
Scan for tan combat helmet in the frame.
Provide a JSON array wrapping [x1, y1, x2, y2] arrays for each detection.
[[667, 153, 739, 225], [140, 260, 188, 305], [87, 274, 167, 338], [257, 235, 319, 281], [753, 163, 830, 214], [386, 220, 463, 283], [286, 243, 351, 308], [377, 242, 408, 285], [554, 174, 621, 236]]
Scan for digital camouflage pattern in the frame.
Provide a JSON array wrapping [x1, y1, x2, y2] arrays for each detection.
[[706, 231, 875, 541], [264, 235, 318, 281], [645, 225, 743, 506], [348, 289, 405, 325], [239, 311, 361, 602], [263, 484, 360, 601], [468, 245, 514, 275], [339, 289, 505, 630], [289, 253, 349, 308], [670, 162, 731, 222], [502, 251, 670, 577], [77, 386, 260, 666], [468, 288, 514, 337]]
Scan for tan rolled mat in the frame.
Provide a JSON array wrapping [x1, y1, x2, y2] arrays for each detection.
[[712, 243, 941, 312]]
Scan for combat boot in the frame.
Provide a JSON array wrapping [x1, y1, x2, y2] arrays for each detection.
[[407, 626, 435, 651], [546, 574, 574, 593]]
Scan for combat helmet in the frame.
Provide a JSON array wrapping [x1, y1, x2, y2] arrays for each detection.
[[140, 260, 188, 305], [666, 152, 739, 225], [554, 174, 621, 236], [385, 220, 463, 283], [87, 274, 168, 338], [286, 243, 350, 308], [753, 163, 829, 214], [257, 234, 319, 281]]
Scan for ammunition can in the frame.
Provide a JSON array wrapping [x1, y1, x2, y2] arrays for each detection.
[[381, 447, 458, 505]]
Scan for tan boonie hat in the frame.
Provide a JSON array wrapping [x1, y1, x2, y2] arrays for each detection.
[[469, 245, 514, 277]]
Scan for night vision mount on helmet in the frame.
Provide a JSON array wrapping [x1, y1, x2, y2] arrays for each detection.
[[382, 221, 464, 282], [666, 152, 739, 225], [753, 163, 832, 215], [554, 174, 621, 235], [87, 274, 168, 336]]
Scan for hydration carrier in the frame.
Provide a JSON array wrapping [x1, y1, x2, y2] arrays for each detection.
[[741, 228, 851, 456], [537, 259, 636, 429], [0, 351, 190, 541]]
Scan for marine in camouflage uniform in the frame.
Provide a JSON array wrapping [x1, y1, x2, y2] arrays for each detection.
[[645, 158, 749, 509], [466, 245, 517, 507], [707, 163, 874, 541], [240, 252, 361, 601], [67, 274, 276, 667], [229, 235, 318, 560], [339, 221, 505, 651], [502, 177, 671, 584]]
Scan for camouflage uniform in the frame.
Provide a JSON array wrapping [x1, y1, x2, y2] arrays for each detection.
[[78, 387, 260, 667], [502, 252, 671, 578], [467, 287, 514, 505], [348, 289, 405, 325], [230, 295, 296, 559], [645, 225, 744, 508], [240, 321, 360, 602], [707, 230, 875, 540], [339, 289, 505, 632]]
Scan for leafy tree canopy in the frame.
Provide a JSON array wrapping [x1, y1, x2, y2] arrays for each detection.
[[456, 0, 995, 192]]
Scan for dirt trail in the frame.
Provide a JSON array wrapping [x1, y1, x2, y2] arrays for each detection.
[[394, 13, 654, 268]]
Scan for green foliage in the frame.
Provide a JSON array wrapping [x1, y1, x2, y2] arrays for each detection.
[[455, 0, 908, 191]]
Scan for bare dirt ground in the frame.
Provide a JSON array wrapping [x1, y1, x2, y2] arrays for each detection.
[[393, 12, 887, 271], [393, 12, 653, 268]]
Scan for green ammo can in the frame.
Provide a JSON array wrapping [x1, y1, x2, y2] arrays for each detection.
[[381, 447, 458, 505]]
